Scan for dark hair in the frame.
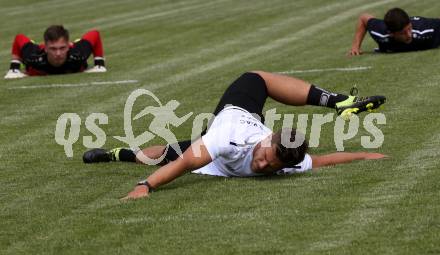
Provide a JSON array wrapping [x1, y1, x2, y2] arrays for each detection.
[[271, 128, 308, 167], [44, 25, 69, 42], [384, 8, 410, 32]]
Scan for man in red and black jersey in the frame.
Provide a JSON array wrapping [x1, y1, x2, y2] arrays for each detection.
[[349, 8, 440, 55], [5, 25, 106, 79]]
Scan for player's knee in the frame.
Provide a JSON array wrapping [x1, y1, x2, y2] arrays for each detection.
[[82, 30, 100, 41], [238, 71, 267, 87], [89, 30, 100, 37], [248, 70, 264, 76], [239, 71, 258, 79], [248, 70, 268, 82], [14, 34, 27, 42]]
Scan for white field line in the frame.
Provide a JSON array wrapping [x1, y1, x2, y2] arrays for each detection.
[[0, 0, 203, 34], [0, 0, 78, 15], [68, 0, 203, 30], [0, 0, 93, 34], [4, 0, 92, 16], [303, 133, 440, 254], [97, 0, 228, 30], [8, 80, 139, 90], [126, 0, 364, 77], [130, 17, 306, 76], [108, 0, 304, 55], [278, 66, 372, 74]]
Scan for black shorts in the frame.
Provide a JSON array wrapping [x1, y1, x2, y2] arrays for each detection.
[[162, 72, 268, 163], [212, 72, 268, 118]]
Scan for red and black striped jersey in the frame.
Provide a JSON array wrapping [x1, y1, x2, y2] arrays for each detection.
[[21, 40, 92, 75]]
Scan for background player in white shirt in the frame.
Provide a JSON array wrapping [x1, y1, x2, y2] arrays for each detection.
[[83, 71, 387, 200]]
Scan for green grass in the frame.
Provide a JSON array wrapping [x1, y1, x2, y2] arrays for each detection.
[[1, 0, 440, 254]]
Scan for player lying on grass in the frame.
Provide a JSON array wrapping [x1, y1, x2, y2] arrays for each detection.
[[83, 71, 387, 200], [349, 7, 440, 55], [5, 25, 106, 79]]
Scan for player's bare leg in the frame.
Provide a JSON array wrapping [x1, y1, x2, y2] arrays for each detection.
[[135, 146, 167, 164], [83, 145, 168, 164], [252, 71, 311, 105], [252, 70, 386, 119]]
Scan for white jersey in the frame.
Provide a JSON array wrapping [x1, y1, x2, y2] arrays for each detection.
[[191, 106, 312, 177]]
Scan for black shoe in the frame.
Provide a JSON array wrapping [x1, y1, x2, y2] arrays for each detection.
[[83, 148, 113, 163]]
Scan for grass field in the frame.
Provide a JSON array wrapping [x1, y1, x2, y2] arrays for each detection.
[[1, 0, 440, 254]]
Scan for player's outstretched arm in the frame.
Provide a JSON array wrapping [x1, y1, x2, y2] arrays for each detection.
[[311, 152, 387, 169], [121, 139, 212, 200], [251, 70, 310, 106], [348, 13, 375, 56], [76, 30, 107, 73], [5, 34, 32, 79]]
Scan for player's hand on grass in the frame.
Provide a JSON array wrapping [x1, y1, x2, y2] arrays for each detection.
[[4, 69, 27, 79], [348, 46, 362, 56], [85, 65, 107, 73], [121, 185, 150, 201]]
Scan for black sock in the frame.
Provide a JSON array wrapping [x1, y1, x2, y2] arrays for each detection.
[[9, 61, 21, 70], [306, 85, 349, 108], [94, 58, 105, 66], [118, 148, 136, 162]]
